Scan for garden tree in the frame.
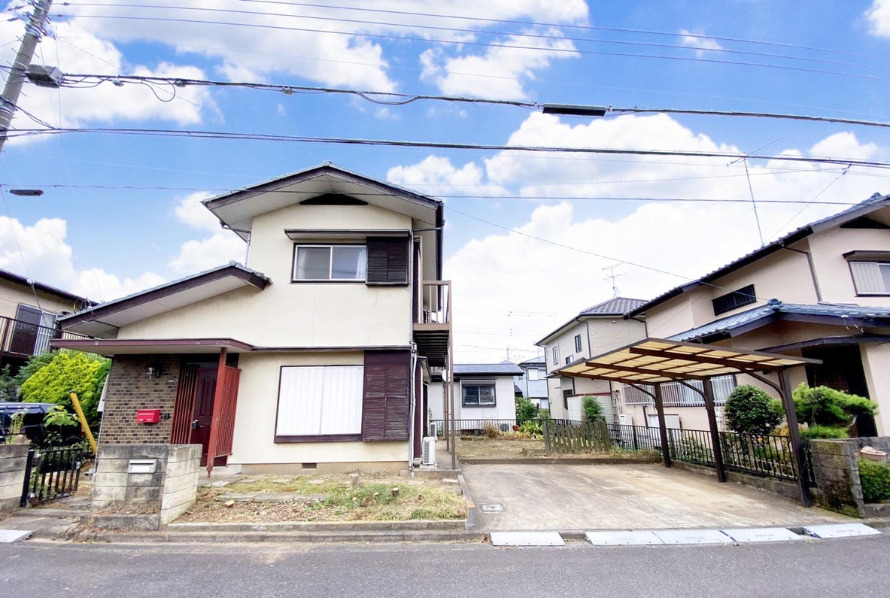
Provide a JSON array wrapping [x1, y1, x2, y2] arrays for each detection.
[[582, 396, 604, 422], [19, 350, 111, 427], [0, 365, 17, 401], [724, 385, 783, 436], [515, 396, 538, 424], [14, 351, 57, 388], [793, 384, 877, 429]]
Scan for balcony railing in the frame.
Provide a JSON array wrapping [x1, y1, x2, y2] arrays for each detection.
[[418, 280, 451, 326], [0, 315, 89, 359]]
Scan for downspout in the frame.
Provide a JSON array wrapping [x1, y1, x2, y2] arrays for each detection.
[[783, 246, 823, 303], [408, 346, 418, 475]]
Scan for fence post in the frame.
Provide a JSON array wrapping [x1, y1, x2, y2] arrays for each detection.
[[543, 420, 552, 454], [631, 425, 639, 451]]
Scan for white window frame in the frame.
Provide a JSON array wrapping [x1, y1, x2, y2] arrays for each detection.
[[462, 382, 496, 407], [849, 261, 890, 295], [552, 346, 558, 365], [275, 365, 364, 439], [293, 244, 367, 281]]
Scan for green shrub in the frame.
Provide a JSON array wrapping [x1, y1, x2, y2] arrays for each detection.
[[539, 408, 551, 420], [582, 396, 603, 422], [19, 350, 110, 427], [799, 425, 848, 440], [858, 459, 890, 503], [793, 384, 877, 428], [724, 385, 783, 436], [518, 420, 542, 438], [515, 396, 538, 425]]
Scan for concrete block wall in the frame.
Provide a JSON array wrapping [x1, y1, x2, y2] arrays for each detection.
[[92, 444, 201, 528], [100, 355, 181, 444], [0, 444, 29, 514]]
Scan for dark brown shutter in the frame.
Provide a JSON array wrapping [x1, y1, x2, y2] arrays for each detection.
[[362, 351, 410, 441], [366, 237, 409, 285]]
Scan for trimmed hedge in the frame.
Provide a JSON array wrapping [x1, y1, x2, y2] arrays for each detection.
[[858, 458, 890, 503]]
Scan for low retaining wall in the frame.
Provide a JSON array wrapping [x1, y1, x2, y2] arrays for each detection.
[[809, 437, 890, 518], [92, 444, 201, 529], [670, 460, 801, 502], [0, 444, 29, 514]]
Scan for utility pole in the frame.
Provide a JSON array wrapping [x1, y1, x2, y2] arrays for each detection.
[[0, 0, 53, 155]]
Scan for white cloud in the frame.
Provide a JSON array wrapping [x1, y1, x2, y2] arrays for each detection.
[[866, 0, 890, 37], [420, 29, 577, 99], [168, 192, 246, 273], [387, 156, 491, 197], [411, 113, 888, 361], [0, 20, 217, 138], [0, 216, 164, 303], [678, 29, 725, 55]]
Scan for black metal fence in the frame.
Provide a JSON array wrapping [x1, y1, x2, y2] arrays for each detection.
[[21, 446, 84, 506], [606, 423, 664, 453]]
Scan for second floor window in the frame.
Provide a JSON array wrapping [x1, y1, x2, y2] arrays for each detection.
[[574, 334, 582, 352], [294, 245, 367, 281], [850, 261, 890, 295], [552, 346, 558, 365]]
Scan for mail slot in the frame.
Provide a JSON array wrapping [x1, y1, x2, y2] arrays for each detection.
[[136, 409, 161, 424]]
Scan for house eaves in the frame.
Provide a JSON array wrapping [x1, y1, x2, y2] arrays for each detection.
[[627, 193, 890, 318], [0, 267, 94, 309], [57, 263, 270, 338]]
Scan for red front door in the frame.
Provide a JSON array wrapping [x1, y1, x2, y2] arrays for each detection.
[[189, 368, 218, 467]]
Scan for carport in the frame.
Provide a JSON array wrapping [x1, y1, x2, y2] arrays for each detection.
[[558, 338, 819, 506]]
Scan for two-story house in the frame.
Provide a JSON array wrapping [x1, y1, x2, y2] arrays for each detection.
[[55, 164, 450, 474], [535, 297, 646, 422], [514, 356, 548, 410], [625, 193, 890, 435], [0, 268, 92, 372]]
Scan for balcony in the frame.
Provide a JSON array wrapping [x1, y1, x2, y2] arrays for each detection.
[[414, 281, 451, 367], [0, 315, 90, 362]]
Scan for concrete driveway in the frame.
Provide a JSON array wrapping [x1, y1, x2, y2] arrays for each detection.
[[461, 463, 850, 531]]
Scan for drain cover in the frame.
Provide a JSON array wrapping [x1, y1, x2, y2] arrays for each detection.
[[480, 503, 505, 513]]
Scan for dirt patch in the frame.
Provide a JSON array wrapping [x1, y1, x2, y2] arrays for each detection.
[[176, 474, 466, 524], [455, 436, 661, 462]]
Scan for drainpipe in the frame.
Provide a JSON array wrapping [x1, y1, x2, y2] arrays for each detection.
[[408, 345, 418, 475], [784, 246, 823, 303]]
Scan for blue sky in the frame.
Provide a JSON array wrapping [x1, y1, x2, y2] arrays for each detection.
[[2, 0, 890, 361]]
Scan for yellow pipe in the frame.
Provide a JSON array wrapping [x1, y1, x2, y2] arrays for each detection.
[[68, 390, 97, 454]]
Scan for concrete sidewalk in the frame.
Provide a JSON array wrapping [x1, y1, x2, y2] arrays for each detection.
[[462, 463, 852, 531]]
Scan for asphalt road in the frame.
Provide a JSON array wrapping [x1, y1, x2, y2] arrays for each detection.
[[3, 535, 889, 598]]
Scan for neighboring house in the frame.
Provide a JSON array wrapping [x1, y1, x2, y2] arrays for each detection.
[[429, 362, 523, 428], [514, 356, 549, 410], [0, 268, 92, 371], [625, 192, 890, 435], [55, 163, 450, 473], [536, 297, 647, 422]]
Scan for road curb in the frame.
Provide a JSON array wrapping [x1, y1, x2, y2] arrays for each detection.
[[458, 458, 661, 465], [91, 529, 489, 544]]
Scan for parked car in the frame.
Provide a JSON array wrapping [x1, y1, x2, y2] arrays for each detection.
[[0, 402, 82, 446]]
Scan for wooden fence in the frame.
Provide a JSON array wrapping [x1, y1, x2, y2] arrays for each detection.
[[543, 419, 612, 454]]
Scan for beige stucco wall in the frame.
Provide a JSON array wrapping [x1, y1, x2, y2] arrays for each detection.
[[586, 317, 647, 355], [229, 352, 405, 466], [860, 343, 890, 435], [118, 202, 414, 348], [808, 227, 890, 306], [0, 278, 82, 320]]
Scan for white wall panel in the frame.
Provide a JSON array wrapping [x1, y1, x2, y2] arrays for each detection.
[[277, 366, 363, 437]]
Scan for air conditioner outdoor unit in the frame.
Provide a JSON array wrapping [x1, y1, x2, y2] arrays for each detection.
[[421, 437, 436, 466], [429, 422, 438, 437]]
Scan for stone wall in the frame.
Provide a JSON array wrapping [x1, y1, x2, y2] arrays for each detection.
[[809, 437, 890, 518], [0, 444, 28, 514], [92, 443, 201, 530], [99, 355, 181, 445]]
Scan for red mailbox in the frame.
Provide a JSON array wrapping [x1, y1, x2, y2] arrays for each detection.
[[136, 409, 161, 424]]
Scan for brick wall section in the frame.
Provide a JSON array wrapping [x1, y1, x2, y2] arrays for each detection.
[[0, 444, 29, 514], [100, 355, 181, 445]]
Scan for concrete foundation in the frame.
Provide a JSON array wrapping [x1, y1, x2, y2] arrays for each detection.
[[92, 444, 201, 529], [0, 444, 29, 514]]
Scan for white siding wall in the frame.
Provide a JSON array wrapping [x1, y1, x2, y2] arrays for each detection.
[[454, 376, 517, 421]]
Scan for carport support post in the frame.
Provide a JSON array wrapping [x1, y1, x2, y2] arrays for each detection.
[[779, 369, 812, 507], [652, 383, 672, 468], [702, 378, 726, 483]]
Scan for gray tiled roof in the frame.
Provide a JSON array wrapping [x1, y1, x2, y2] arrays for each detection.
[[454, 363, 524, 376], [671, 300, 890, 342], [518, 355, 546, 366], [580, 297, 647, 316]]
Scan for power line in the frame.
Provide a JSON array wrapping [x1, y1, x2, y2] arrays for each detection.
[[9, 126, 890, 170], [60, 2, 887, 74], [51, 11, 890, 83]]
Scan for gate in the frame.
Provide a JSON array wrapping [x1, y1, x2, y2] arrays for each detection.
[[20, 446, 84, 507]]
